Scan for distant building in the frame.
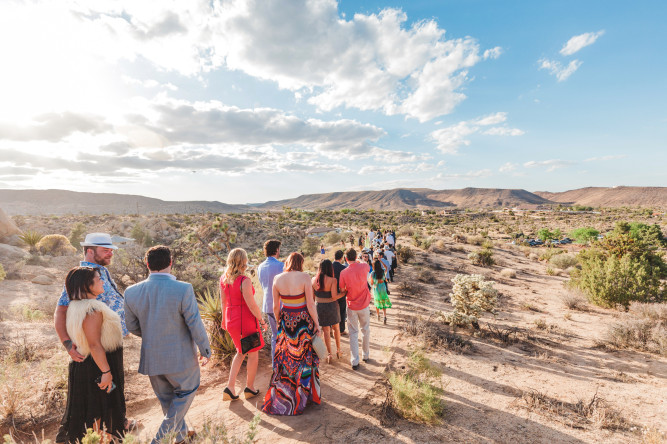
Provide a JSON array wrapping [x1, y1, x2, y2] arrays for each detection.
[[110, 235, 135, 245]]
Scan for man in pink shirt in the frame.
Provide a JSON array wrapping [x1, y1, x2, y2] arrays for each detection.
[[338, 248, 371, 370]]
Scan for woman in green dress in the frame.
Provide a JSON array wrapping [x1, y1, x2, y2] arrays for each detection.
[[370, 259, 392, 324]]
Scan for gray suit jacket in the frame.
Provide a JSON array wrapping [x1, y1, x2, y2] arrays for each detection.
[[124, 274, 211, 376]]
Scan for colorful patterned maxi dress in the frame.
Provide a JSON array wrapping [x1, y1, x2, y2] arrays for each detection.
[[262, 292, 320, 415], [371, 272, 392, 309]]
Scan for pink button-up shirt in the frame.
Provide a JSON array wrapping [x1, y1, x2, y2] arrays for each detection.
[[339, 261, 371, 310]]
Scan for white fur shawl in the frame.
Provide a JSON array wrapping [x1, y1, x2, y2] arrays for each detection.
[[66, 299, 123, 357]]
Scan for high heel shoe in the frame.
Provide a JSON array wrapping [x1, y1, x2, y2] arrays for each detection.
[[326, 353, 333, 364], [384, 317, 387, 325], [243, 387, 260, 399], [336, 350, 342, 359], [223, 387, 239, 401]]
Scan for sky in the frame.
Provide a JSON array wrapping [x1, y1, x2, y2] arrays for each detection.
[[0, 0, 665, 204]]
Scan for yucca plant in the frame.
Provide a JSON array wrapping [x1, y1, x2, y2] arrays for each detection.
[[19, 230, 43, 251], [198, 288, 236, 363]]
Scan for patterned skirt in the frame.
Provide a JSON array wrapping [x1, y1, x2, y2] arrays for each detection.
[[372, 282, 393, 310], [261, 305, 320, 415]]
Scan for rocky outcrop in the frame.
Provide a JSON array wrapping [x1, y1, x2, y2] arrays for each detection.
[[0, 243, 30, 263], [0, 207, 22, 237]]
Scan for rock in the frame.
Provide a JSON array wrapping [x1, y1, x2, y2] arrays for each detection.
[[0, 243, 30, 263], [0, 234, 23, 247], [0, 208, 22, 237], [32, 275, 55, 285]]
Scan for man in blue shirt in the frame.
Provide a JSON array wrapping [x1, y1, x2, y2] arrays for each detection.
[[257, 239, 283, 361]]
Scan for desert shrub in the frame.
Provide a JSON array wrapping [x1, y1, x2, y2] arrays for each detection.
[[571, 248, 665, 308], [429, 239, 447, 254], [68, 222, 86, 248], [500, 268, 516, 279], [468, 248, 494, 267], [397, 280, 423, 297], [417, 269, 435, 283], [404, 317, 472, 352], [398, 225, 414, 237], [36, 234, 77, 256], [130, 223, 154, 247], [444, 274, 498, 328], [396, 245, 415, 263], [561, 292, 586, 310], [452, 233, 466, 243], [569, 227, 600, 244], [467, 235, 485, 246], [300, 236, 320, 257], [603, 317, 666, 356], [388, 349, 444, 424], [539, 248, 563, 262], [550, 253, 578, 269], [19, 230, 43, 250], [528, 252, 539, 261], [537, 228, 561, 242], [322, 231, 342, 245], [111, 246, 148, 292], [545, 266, 556, 276], [0, 263, 5, 281], [197, 288, 236, 362]]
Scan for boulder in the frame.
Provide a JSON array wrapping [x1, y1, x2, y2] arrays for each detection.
[[0, 208, 22, 237], [32, 275, 55, 285], [0, 243, 30, 263]]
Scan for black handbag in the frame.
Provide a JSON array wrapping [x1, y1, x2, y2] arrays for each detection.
[[239, 276, 262, 354]]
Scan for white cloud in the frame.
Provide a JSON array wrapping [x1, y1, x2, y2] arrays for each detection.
[[499, 162, 517, 173], [560, 31, 605, 56], [583, 154, 626, 162], [429, 112, 524, 153], [523, 159, 575, 172], [26, 0, 499, 122], [538, 58, 582, 82], [436, 169, 492, 180]]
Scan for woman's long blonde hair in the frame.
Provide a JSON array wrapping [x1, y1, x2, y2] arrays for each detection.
[[223, 248, 248, 284]]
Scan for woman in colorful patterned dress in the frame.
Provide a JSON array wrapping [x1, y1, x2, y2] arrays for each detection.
[[220, 248, 267, 401], [262, 252, 321, 415], [370, 259, 392, 324]]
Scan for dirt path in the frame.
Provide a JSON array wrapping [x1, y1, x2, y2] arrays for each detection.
[[127, 302, 405, 443]]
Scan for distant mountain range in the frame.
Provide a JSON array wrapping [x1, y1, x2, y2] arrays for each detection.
[[0, 186, 665, 215]]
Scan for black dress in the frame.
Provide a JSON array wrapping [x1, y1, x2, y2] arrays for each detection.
[[55, 347, 126, 443], [315, 289, 341, 327]]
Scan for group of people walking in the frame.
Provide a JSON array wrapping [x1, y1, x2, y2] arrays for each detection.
[[53, 229, 398, 443]]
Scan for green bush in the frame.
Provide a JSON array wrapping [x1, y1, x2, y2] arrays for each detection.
[[537, 228, 561, 242], [68, 222, 86, 248], [396, 245, 415, 263], [322, 231, 342, 245], [468, 249, 494, 267], [197, 288, 236, 362], [569, 227, 599, 244], [549, 253, 579, 270], [570, 246, 665, 308], [300, 236, 320, 257], [36, 234, 77, 256], [19, 230, 43, 250]]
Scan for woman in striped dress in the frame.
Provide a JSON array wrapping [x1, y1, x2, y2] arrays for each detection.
[[262, 252, 321, 415]]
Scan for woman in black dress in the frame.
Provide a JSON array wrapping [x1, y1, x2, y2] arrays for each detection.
[[56, 267, 125, 443], [311, 260, 346, 363]]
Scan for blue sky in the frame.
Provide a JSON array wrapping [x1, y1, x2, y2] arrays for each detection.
[[0, 0, 664, 203]]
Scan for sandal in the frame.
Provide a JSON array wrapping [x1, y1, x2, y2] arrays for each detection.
[[384, 317, 387, 325], [326, 353, 333, 364], [223, 387, 239, 401], [243, 387, 260, 399], [336, 350, 342, 360]]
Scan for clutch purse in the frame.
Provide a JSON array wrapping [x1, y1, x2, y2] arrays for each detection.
[[240, 331, 261, 354], [311, 333, 327, 359]]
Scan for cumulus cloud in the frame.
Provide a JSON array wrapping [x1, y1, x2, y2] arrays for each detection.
[[523, 159, 575, 172], [583, 154, 626, 162], [429, 112, 524, 153], [560, 31, 605, 56], [0, 112, 111, 142], [59, 0, 498, 122], [498, 162, 517, 173], [538, 58, 582, 82]]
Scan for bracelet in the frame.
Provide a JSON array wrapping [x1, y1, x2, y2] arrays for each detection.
[[101, 369, 111, 374]]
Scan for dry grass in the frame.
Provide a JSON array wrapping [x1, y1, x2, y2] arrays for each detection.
[[500, 268, 517, 279], [561, 292, 587, 310], [403, 317, 473, 353], [549, 253, 579, 270], [396, 280, 424, 298], [416, 268, 435, 283], [517, 390, 633, 431]]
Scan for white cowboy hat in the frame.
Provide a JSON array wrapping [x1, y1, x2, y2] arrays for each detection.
[[80, 233, 118, 250]]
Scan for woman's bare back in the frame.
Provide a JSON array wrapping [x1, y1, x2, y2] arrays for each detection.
[[274, 270, 311, 296]]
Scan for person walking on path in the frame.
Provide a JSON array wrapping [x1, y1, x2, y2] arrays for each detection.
[[370, 260, 392, 325], [311, 259, 346, 363], [124, 246, 211, 444], [332, 250, 348, 335], [220, 248, 267, 401], [262, 253, 321, 416], [257, 239, 283, 361], [54, 233, 136, 435], [56, 267, 125, 444], [338, 248, 371, 370]]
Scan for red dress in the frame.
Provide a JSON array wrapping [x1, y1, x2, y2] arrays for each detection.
[[220, 275, 265, 353]]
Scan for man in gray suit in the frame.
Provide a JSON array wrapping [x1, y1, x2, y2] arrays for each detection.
[[124, 245, 211, 444]]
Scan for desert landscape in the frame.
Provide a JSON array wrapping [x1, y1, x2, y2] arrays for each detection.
[[0, 188, 665, 443]]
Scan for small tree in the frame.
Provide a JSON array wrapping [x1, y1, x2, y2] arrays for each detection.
[[301, 237, 320, 257], [537, 228, 561, 242], [569, 227, 599, 244], [444, 274, 498, 328], [68, 222, 86, 248]]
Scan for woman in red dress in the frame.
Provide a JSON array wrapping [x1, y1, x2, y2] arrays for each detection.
[[220, 248, 267, 401]]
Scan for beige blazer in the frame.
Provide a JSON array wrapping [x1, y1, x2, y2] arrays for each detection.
[[66, 299, 123, 357]]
